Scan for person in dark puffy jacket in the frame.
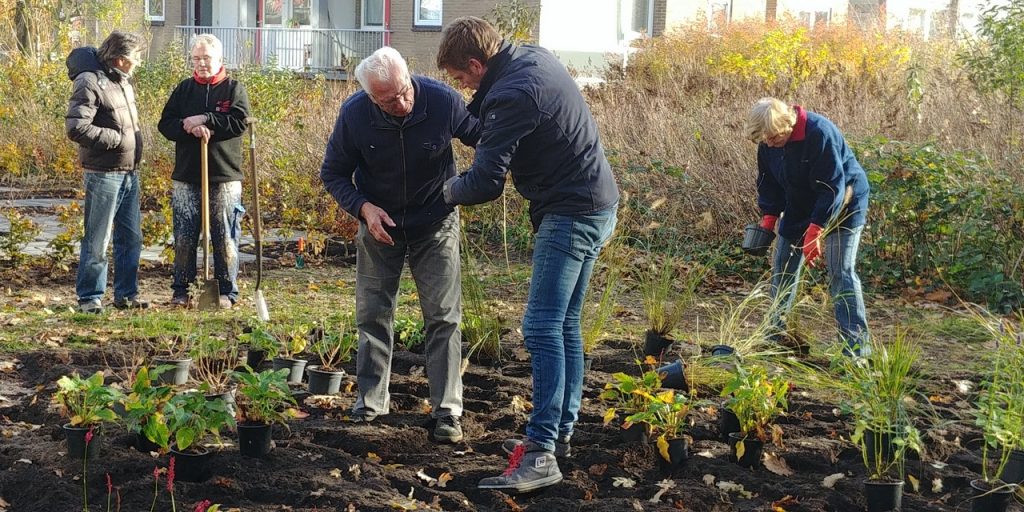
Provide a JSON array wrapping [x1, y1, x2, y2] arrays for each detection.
[[158, 33, 250, 308], [65, 31, 148, 314], [438, 17, 619, 493]]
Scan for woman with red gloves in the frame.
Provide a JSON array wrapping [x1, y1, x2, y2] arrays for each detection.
[[745, 97, 871, 357]]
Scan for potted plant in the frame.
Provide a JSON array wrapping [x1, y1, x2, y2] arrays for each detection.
[[239, 319, 279, 369], [838, 333, 924, 512], [968, 331, 1024, 512], [638, 255, 706, 359], [271, 323, 309, 385], [721, 364, 788, 469], [232, 367, 298, 458], [190, 334, 240, 415], [581, 241, 624, 371], [53, 371, 123, 459], [627, 388, 695, 473], [462, 258, 506, 366], [307, 318, 357, 395], [163, 390, 235, 482], [152, 334, 193, 386], [120, 366, 174, 453], [600, 358, 663, 444]]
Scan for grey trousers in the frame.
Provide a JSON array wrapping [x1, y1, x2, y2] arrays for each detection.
[[353, 211, 463, 419]]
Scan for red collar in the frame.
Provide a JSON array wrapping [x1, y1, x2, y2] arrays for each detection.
[[788, 105, 807, 143], [193, 66, 227, 86]]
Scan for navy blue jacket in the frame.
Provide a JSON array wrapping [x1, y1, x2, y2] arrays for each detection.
[[757, 108, 869, 240], [320, 75, 480, 231], [445, 43, 619, 230]]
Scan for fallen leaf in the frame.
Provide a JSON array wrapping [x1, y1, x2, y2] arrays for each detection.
[[383, 463, 404, 470], [53, 469, 63, 477], [588, 464, 607, 477], [717, 481, 753, 498], [953, 380, 973, 393], [822, 473, 845, 488], [932, 477, 943, 493], [702, 474, 716, 486], [15, 458, 31, 464], [650, 479, 676, 502], [763, 452, 794, 476], [510, 395, 532, 414], [612, 476, 636, 488], [0, 360, 18, 373], [513, 347, 529, 361], [696, 450, 714, 458], [416, 469, 438, 486], [907, 474, 920, 493], [501, 496, 523, 512], [309, 488, 325, 497], [437, 472, 452, 488], [366, 452, 382, 463], [329, 468, 342, 478], [348, 464, 361, 480], [772, 495, 799, 509]]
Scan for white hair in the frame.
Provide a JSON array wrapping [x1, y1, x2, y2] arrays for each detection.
[[189, 33, 223, 58], [354, 47, 411, 94]]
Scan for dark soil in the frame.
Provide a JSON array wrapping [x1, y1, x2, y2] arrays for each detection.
[[0, 336, 1012, 512]]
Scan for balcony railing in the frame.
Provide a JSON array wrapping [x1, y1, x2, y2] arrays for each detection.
[[175, 26, 387, 75]]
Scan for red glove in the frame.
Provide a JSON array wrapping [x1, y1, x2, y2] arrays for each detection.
[[802, 224, 823, 268], [759, 215, 779, 231]]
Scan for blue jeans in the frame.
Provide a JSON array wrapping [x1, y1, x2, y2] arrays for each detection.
[[352, 211, 463, 419], [76, 170, 142, 304], [171, 180, 244, 302], [523, 205, 617, 452], [770, 225, 870, 356]]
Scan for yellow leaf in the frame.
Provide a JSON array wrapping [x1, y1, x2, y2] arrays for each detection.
[[643, 355, 657, 365], [367, 452, 382, 463], [657, 435, 671, 462], [437, 472, 453, 488], [907, 474, 920, 493], [70, 415, 84, 426], [735, 439, 746, 460], [603, 408, 617, 425]]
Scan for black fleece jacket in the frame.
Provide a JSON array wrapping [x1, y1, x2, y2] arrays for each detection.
[[158, 75, 250, 184]]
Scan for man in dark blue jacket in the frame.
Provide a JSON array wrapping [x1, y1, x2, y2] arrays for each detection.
[[438, 17, 619, 492], [320, 47, 479, 444], [745, 97, 871, 357]]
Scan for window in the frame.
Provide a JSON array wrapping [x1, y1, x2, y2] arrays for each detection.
[[145, 0, 165, 22], [631, 0, 651, 34], [363, 0, 384, 28], [709, 1, 730, 32], [265, 0, 283, 26], [292, 0, 311, 27], [415, 0, 442, 27], [619, 0, 653, 43], [798, 9, 831, 30]]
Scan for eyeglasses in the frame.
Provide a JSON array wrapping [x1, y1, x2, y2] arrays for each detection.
[[190, 55, 215, 64], [371, 83, 413, 108]]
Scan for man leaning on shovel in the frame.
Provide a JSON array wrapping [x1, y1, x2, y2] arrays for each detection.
[[158, 33, 250, 309]]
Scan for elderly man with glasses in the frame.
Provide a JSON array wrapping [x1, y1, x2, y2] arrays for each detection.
[[320, 47, 480, 443], [158, 33, 250, 308]]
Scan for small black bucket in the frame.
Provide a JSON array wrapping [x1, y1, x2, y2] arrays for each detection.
[[742, 223, 775, 256], [656, 359, 687, 390]]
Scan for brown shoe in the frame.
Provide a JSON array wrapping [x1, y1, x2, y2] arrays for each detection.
[[170, 295, 191, 308]]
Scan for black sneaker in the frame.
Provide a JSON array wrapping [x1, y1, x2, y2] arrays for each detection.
[[113, 297, 150, 310], [433, 415, 464, 443]]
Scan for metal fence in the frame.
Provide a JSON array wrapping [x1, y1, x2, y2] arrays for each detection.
[[175, 26, 387, 75]]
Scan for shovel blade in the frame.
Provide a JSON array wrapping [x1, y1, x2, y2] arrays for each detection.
[[255, 290, 270, 322], [197, 279, 221, 310]]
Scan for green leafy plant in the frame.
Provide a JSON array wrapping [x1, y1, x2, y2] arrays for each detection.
[[232, 368, 298, 426], [487, 0, 540, 44], [394, 316, 425, 352], [0, 208, 41, 266], [239, 319, 279, 357], [54, 371, 123, 427], [971, 315, 1024, 484], [721, 364, 788, 456], [626, 388, 695, 462], [312, 317, 357, 371], [278, 323, 309, 359], [46, 201, 82, 272], [837, 331, 923, 481], [120, 366, 174, 451], [163, 390, 235, 453], [958, 0, 1024, 107], [600, 358, 663, 430]]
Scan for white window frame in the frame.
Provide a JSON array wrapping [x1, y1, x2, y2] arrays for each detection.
[[145, 0, 165, 23], [708, 0, 731, 32], [414, 0, 443, 27]]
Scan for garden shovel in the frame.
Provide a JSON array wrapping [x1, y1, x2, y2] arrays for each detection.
[[247, 118, 270, 321], [197, 139, 221, 310]]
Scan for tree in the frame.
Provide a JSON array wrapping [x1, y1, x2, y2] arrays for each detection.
[[486, 0, 540, 45], [958, 0, 1024, 106]]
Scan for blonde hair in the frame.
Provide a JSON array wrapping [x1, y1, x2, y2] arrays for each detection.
[[744, 97, 796, 143]]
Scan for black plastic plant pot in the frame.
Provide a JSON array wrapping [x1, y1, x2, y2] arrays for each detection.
[[306, 365, 346, 395], [1001, 449, 1024, 485], [643, 330, 673, 360], [656, 359, 687, 390], [237, 422, 273, 458], [727, 432, 764, 468], [153, 357, 192, 385], [133, 432, 162, 453], [63, 423, 100, 460], [245, 349, 267, 370], [864, 479, 903, 512], [741, 223, 775, 256], [583, 355, 594, 372], [719, 406, 741, 442], [620, 423, 649, 445], [205, 388, 237, 417], [969, 479, 1014, 512], [169, 446, 212, 483], [271, 357, 308, 385], [656, 437, 690, 474], [709, 344, 736, 357]]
